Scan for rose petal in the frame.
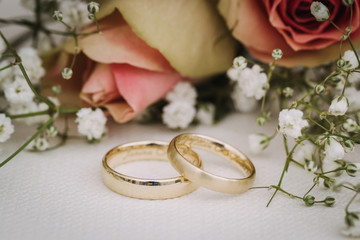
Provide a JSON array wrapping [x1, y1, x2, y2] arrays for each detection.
[[111, 64, 181, 115], [65, 12, 174, 73]]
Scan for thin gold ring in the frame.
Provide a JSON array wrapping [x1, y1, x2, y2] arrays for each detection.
[[168, 133, 255, 194], [102, 141, 202, 199]]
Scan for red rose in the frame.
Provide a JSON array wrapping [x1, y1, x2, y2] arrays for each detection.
[[218, 0, 360, 67]]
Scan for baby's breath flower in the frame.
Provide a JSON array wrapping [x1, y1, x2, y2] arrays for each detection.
[[31, 137, 49, 151], [248, 133, 270, 154], [305, 159, 318, 173], [272, 48, 283, 60], [342, 50, 359, 70], [282, 87, 293, 98], [345, 87, 360, 111], [196, 103, 215, 125], [76, 108, 107, 141], [323, 137, 345, 162], [231, 84, 258, 112], [53, 10, 63, 21], [15, 47, 45, 85], [4, 78, 35, 104], [227, 67, 240, 81], [348, 71, 360, 84], [7, 97, 59, 125], [61, 68, 73, 80], [237, 65, 267, 100], [166, 82, 197, 105], [329, 96, 348, 116], [278, 109, 308, 138], [162, 101, 196, 129], [233, 56, 247, 70], [0, 60, 14, 89], [343, 118, 358, 132], [46, 125, 58, 137], [0, 114, 14, 142], [293, 141, 316, 164], [343, 139, 355, 153], [87, 2, 100, 14], [59, 1, 89, 26], [310, 2, 330, 21]]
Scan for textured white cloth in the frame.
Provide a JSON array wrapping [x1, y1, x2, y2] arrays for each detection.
[[0, 113, 356, 240]]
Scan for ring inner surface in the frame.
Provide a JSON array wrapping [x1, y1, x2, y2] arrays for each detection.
[[105, 142, 201, 184], [175, 135, 254, 178]]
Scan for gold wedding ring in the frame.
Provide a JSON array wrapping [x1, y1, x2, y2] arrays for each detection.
[[102, 141, 202, 199], [168, 133, 255, 194]]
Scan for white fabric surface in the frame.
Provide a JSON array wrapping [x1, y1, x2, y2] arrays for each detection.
[[0, 113, 356, 240], [0, 1, 357, 239]]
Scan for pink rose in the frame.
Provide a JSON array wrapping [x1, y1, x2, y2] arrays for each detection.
[[50, 0, 236, 123], [218, 0, 360, 67]]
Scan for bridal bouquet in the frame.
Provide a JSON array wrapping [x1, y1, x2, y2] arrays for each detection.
[[0, 0, 359, 236]]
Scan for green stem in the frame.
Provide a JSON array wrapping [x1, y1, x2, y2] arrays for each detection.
[[0, 31, 56, 111], [345, 191, 359, 213], [0, 116, 55, 168], [9, 110, 49, 119], [303, 182, 317, 198]]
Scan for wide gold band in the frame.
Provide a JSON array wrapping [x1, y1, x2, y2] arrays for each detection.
[[102, 141, 201, 199], [168, 133, 256, 194]]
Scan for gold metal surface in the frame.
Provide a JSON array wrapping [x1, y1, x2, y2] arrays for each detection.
[[102, 141, 201, 200], [168, 133, 256, 194]]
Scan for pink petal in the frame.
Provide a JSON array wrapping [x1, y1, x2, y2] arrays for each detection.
[[80, 63, 120, 105], [111, 64, 181, 114], [79, 11, 174, 72]]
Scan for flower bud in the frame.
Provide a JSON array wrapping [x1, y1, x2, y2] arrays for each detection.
[[88, 13, 95, 20], [53, 10, 63, 21], [87, 2, 100, 14], [337, 58, 346, 68], [343, 118, 358, 132], [61, 67, 73, 80], [315, 84, 325, 94], [343, 139, 355, 153], [51, 85, 62, 95], [304, 195, 315, 206], [323, 178, 334, 188], [272, 48, 283, 60], [310, 2, 330, 21], [233, 56, 247, 70], [46, 126, 58, 137], [257, 116, 266, 126], [305, 159, 318, 173], [324, 196, 335, 207], [346, 163, 358, 177]]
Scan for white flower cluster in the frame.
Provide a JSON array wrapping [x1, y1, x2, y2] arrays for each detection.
[[14, 47, 45, 85], [278, 109, 308, 138], [0, 114, 14, 143], [59, 1, 90, 26], [0, 46, 56, 126], [162, 82, 197, 129], [228, 56, 268, 113], [76, 108, 107, 141]]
